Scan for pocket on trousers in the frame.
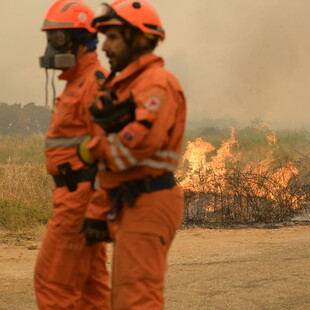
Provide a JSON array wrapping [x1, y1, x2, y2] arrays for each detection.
[[48, 234, 84, 286], [115, 230, 169, 283]]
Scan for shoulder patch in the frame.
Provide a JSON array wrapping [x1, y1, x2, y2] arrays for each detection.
[[144, 96, 162, 111]]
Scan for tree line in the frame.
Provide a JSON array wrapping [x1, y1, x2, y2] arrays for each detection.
[[0, 102, 51, 135]]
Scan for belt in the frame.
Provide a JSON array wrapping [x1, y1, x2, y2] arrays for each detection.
[[53, 167, 97, 188], [108, 172, 176, 199], [130, 172, 176, 193], [107, 172, 177, 221]]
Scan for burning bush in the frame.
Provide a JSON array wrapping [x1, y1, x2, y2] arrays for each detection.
[[177, 126, 308, 226]]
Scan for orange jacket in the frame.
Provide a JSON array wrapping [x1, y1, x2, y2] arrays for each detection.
[[45, 52, 109, 175], [88, 53, 186, 189]]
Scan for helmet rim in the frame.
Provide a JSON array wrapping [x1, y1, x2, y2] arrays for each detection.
[[92, 1, 165, 40], [41, 0, 97, 33]]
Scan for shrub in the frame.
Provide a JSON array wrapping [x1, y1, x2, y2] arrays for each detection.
[[178, 127, 309, 226]]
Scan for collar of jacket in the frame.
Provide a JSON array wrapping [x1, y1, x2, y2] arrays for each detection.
[[106, 53, 164, 88], [58, 52, 99, 81]]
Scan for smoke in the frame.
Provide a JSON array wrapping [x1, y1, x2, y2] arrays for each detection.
[[1, 0, 310, 128], [155, 0, 310, 128]]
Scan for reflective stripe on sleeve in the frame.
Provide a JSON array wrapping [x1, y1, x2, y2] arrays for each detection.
[[138, 159, 178, 171], [98, 158, 178, 172], [99, 132, 180, 172], [45, 136, 89, 148], [114, 135, 138, 166], [155, 150, 181, 160], [98, 162, 107, 171], [94, 178, 101, 190], [108, 134, 127, 171]]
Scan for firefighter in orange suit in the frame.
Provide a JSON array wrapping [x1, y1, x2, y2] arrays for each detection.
[[78, 0, 186, 309], [34, 1, 111, 309]]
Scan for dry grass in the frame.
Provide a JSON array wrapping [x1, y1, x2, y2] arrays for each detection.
[[0, 135, 53, 232], [0, 134, 45, 164]]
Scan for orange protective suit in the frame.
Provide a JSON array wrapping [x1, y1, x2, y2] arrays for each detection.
[[34, 52, 111, 310], [87, 53, 186, 309]]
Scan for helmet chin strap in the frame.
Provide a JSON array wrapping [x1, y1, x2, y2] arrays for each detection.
[[120, 27, 152, 56]]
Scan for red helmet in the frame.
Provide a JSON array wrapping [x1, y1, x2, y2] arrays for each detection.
[[41, 0, 96, 33], [92, 0, 165, 40]]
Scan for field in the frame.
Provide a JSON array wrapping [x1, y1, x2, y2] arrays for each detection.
[[0, 129, 310, 309], [1, 127, 310, 232]]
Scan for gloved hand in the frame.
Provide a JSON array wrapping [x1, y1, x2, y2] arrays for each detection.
[[89, 91, 136, 133], [79, 218, 112, 246], [77, 135, 97, 166]]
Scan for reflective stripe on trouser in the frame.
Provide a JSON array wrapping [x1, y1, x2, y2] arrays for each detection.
[[111, 185, 184, 310], [34, 183, 111, 310]]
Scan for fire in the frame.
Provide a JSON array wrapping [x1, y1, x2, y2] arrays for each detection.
[[179, 126, 304, 217], [180, 128, 241, 193], [181, 137, 215, 173]]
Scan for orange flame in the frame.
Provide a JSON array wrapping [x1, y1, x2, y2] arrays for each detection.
[[179, 127, 302, 210]]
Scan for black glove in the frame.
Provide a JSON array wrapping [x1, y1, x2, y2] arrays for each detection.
[[89, 91, 136, 133], [79, 218, 112, 246]]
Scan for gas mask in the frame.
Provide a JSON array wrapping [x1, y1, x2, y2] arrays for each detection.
[[39, 29, 75, 69]]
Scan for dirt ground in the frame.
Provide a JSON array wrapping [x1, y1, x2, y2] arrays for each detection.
[[0, 225, 309, 310]]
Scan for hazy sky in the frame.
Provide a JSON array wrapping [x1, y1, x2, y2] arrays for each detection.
[[1, 0, 310, 128]]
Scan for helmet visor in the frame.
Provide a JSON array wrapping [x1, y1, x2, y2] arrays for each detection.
[[46, 30, 71, 50], [92, 3, 129, 29]]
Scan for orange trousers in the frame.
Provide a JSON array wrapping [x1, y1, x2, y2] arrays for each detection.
[[110, 185, 184, 310], [34, 183, 111, 310]]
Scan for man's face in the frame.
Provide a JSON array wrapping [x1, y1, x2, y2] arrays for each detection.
[[46, 29, 72, 52], [102, 27, 132, 72]]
